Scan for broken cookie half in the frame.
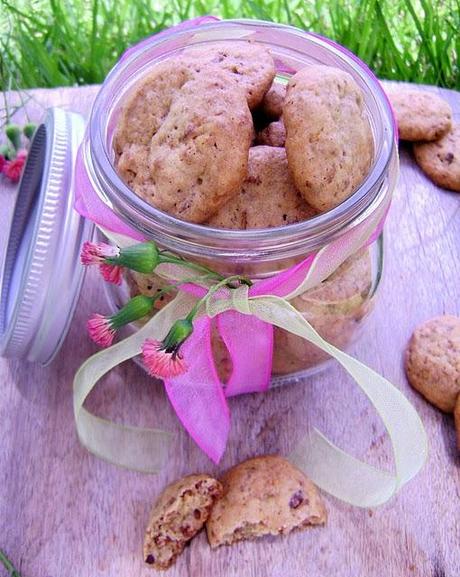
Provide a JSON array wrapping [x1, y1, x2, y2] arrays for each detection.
[[206, 455, 326, 548], [143, 474, 223, 570]]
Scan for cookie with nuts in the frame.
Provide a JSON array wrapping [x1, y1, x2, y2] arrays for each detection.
[[182, 42, 275, 109], [405, 315, 460, 412], [143, 474, 223, 570], [413, 124, 460, 192], [116, 63, 253, 223], [206, 455, 326, 548], [207, 146, 316, 229], [256, 119, 286, 147], [387, 89, 452, 142], [284, 65, 373, 212]]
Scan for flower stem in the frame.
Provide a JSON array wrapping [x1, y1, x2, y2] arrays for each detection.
[[186, 275, 251, 321], [0, 548, 21, 577]]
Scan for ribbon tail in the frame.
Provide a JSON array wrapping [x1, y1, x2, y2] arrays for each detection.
[[217, 310, 273, 397], [164, 316, 230, 464], [73, 293, 196, 472], [249, 295, 428, 507]]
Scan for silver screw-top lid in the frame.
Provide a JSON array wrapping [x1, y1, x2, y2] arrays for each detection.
[[0, 107, 94, 364]]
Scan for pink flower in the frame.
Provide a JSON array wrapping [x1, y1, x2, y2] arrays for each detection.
[[80, 241, 120, 265], [4, 150, 27, 182], [80, 241, 123, 285], [99, 263, 123, 285], [142, 339, 187, 379], [87, 314, 116, 347], [0, 154, 5, 173]]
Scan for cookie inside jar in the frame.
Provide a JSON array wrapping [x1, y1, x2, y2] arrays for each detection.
[[111, 39, 379, 379]]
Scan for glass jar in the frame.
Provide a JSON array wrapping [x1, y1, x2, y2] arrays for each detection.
[[80, 19, 397, 384]]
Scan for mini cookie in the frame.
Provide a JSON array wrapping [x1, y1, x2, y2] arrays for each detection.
[[405, 315, 460, 412], [117, 68, 253, 223], [387, 90, 452, 142], [259, 82, 287, 119], [256, 120, 286, 147], [284, 65, 373, 212], [413, 124, 460, 192], [206, 455, 326, 548], [207, 146, 316, 229], [454, 396, 460, 451], [144, 474, 223, 570], [182, 42, 275, 109]]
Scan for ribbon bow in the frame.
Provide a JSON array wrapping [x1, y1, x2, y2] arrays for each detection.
[[74, 178, 428, 507]]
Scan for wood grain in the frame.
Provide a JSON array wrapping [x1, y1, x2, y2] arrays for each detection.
[[0, 82, 459, 577]]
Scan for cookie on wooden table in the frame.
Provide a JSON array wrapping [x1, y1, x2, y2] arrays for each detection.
[[405, 315, 460, 412], [413, 124, 460, 192], [387, 90, 452, 142], [284, 65, 373, 212], [207, 146, 316, 229], [206, 455, 326, 548], [256, 119, 286, 147], [454, 396, 460, 451], [143, 474, 223, 570], [259, 82, 287, 120], [182, 42, 275, 109]]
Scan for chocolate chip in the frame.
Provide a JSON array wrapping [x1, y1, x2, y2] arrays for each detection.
[[444, 152, 454, 164], [289, 490, 304, 509], [193, 509, 201, 519], [145, 554, 155, 565]]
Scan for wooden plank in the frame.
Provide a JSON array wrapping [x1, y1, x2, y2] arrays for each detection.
[[0, 82, 459, 577]]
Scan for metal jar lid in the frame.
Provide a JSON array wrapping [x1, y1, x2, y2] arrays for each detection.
[[0, 107, 94, 365]]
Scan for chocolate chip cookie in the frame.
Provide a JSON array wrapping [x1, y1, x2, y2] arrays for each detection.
[[259, 82, 286, 119], [284, 65, 374, 212], [207, 146, 316, 229], [387, 89, 452, 142], [413, 124, 460, 192], [405, 315, 460, 412], [256, 119, 286, 147], [144, 474, 223, 570], [116, 64, 253, 223], [206, 455, 326, 548], [182, 41, 275, 109]]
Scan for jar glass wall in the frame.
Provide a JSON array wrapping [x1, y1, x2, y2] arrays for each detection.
[[86, 19, 396, 383]]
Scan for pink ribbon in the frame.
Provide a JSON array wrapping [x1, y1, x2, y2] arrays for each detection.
[[74, 18, 389, 463]]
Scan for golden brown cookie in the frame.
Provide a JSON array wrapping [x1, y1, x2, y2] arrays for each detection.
[[259, 82, 287, 119], [113, 60, 194, 153], [144, 474, 223, 570], [182, 42, 275, 109], [206, 455, 326, 548], [454, 396, 460, 451], [256, 120, 286, 147], [413, 124, 460, 192], [116, 66, 253, 223], [284, 65, 373, 212], [207, 146, 316, 229], [387, 90, 452, 142], [405, 315, 460, 412]]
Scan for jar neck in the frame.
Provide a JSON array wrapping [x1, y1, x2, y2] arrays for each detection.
[[87, 19, 397, 265]]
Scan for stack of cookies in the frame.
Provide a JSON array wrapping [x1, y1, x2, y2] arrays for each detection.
[[114, 42, 375, 227], [387, 89, 459, 192]]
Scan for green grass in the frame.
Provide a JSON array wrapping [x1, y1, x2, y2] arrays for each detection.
[[0, 0, 459, 92]]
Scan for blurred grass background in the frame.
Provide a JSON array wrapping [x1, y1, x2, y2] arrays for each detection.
[[0, 0, 459, 92]]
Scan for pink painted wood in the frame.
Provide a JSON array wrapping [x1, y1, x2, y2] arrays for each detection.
[[0, 83, 459, 577]]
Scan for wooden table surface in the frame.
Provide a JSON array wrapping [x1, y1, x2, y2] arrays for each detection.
[[0, 82, 459, 577]]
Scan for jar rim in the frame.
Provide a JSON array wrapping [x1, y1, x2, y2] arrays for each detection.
[[88, 18, 396, 262]]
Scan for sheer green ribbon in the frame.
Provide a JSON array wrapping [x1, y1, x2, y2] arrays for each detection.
[[74, 284, 428, 506]]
